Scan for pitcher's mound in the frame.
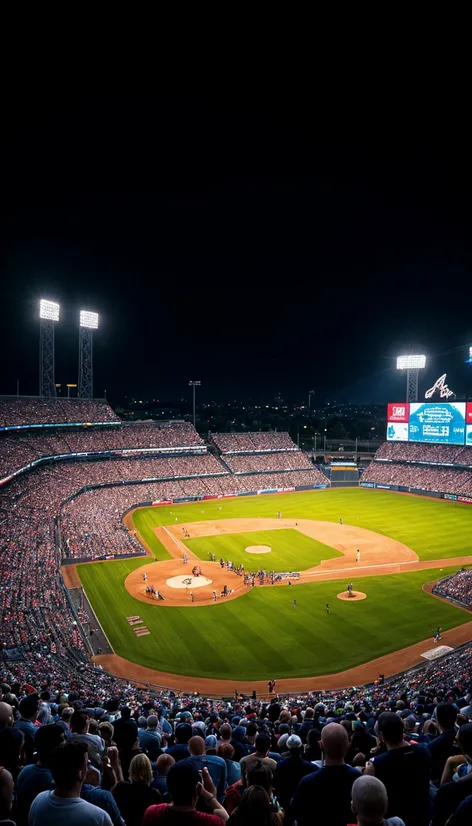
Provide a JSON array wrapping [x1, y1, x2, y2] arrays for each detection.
[[245, 545, 271, 554], [337, 590, 367, 601], [166, 575, 212, 589]]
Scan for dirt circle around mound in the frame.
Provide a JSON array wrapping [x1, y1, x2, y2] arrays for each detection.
[[166, 575, 212, 589], [245, 545, 271, 554], [337, 590, 367, 601]]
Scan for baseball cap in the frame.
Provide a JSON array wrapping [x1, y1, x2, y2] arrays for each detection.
[[205, 735, 217, 749], [286, 734, 302, 750]]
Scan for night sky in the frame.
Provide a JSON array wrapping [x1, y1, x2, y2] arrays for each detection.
[[1, 86, 472, 405]]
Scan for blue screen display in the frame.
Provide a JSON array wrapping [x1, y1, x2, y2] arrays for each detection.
[[408, 402, 466, 446]]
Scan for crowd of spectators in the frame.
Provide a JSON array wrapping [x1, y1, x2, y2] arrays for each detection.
[[363, 460, 472, 496], [212, 432, 296, 454], [0, 423, 205, 481], [433, 570, 472, 609], [0, 397, 119, 428], [375, 442, 472, 466], [1, 638, 472, 825], [223, 451, 314, 474]]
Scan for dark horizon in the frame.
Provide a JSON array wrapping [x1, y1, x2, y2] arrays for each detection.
[[2, 91, 472, 406]]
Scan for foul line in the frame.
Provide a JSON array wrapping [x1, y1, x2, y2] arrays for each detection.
[[81, 584, 114, 652], [162, 526, 190, 557]]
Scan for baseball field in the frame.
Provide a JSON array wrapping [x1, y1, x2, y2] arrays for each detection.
[[76, 488, 472, 690]]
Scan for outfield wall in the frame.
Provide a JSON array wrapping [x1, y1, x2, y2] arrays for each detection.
[[359, 480, 472, 504]]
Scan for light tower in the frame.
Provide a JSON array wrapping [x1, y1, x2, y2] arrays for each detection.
[[39, 299, 60, 397], [188, 380, 201, 429], [78, 311, 99, 398], [396, 355, 426, 402]]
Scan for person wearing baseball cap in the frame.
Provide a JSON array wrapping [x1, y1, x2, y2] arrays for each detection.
[[274, 734, 317, 815]]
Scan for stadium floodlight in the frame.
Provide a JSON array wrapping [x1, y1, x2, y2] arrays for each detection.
[[80, 310, 99, 329], [189, 380, 201, 429], [78, 310, 99, 398], [39, 299, 60, 321], [396, 354, 426, 402], [396, 355, 426, 370], [39, 300, 59, 396]]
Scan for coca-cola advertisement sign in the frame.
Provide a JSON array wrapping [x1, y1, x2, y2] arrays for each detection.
[[387, 403, 409, 422]]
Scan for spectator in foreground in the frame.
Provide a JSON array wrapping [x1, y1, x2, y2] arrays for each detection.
[[184, 736, 227, 801], [0, 765, 15, 826], [240, 733, 276, 780], [291, 722, 362, 826], [70, 711, 104, 769], [0, 702, 13, 730], [349, 775, 406, 826], [427, 702, 458, 784], [152, 753, 175, 800], [138, 715, 162, 752], [227, 784, 283, 826], [16, 724, 65, 826], [113, 753, 161, 826], [29, 740, 113, 825], [217, 743, 241, 786], [448, 794, 472, 826], [165, 723, 192, 762], [431, 723, 472, 826], [13, 694, 38, 763], [365, 712, 431, 826], [143, 761, 228, 823], [274, 733, 316, 814]]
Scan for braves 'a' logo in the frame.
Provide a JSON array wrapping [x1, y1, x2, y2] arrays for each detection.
[[425, 374, 455, 399]]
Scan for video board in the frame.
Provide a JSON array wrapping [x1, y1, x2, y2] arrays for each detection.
[[387, 402, 469, 446]]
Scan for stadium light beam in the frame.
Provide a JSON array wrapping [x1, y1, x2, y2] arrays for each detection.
[[78, 310, 99, 398], [80, 310, 99, 329], [189, 380, 201, 429], [396, 354, 426, 402], [39, 299, 60, 321], [39, 299, 60, 396]]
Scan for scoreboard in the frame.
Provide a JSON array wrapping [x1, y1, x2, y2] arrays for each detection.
[[387, 401, 472, 446]]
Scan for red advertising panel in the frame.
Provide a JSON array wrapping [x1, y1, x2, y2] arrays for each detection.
[[466, 402, 472, 424], [387, 403, 409, 422]]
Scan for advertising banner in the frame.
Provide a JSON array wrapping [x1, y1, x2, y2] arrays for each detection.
[[408, 402, 466, 446], [466, 422, 472, 447], [386, 422, 409, 441], [387, 403, 409, 422], [458, 496, 472, 504]]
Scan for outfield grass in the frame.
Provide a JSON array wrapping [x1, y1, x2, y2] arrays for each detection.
[[184, 528, 342, 572], [131, 509, 172, 560], [131, 488, 472, 561], [78, 558, 471, 681]]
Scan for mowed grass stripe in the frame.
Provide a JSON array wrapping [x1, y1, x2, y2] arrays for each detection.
[[78, 555, 471, 680], [132, 509, 172, 559], [131, 488, 472, 561], [185, 529, 342, 572]]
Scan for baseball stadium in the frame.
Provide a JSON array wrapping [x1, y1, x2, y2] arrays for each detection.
[[3, 341, 472, 826], [2, 381, 472, 700]]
